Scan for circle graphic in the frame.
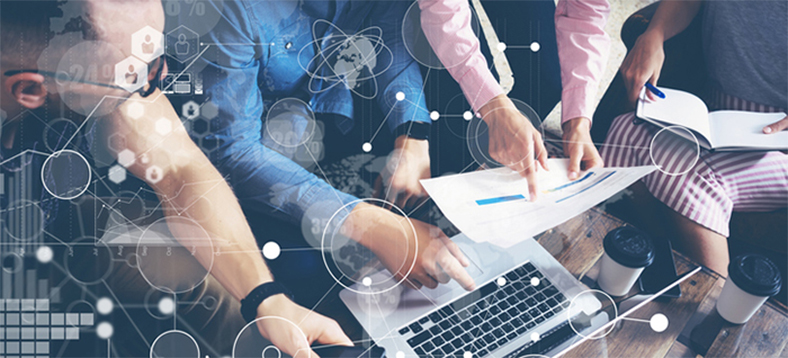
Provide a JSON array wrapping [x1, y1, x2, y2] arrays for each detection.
[[2, 200, 45, 241], [233, 316, 311, 358], [41, 149, 92, 200], [96, 298, 114, 315], [36, 246, 54, 263], [567, 289, 618, 339], [96, 322, 113, 339], [649, 313, 669, 332], [263, 241, 281, 260], [136, 216, 213, 294], [322, 198, 417, 295], [264, 98, 318, 148], [1, 253, 23, 274], [467, 99, 544, 171], [64, 237, 113, 285], [150, 330, 200, 358], [649, 126, 700, 176]]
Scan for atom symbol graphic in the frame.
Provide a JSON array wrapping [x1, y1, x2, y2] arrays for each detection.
[[299, 19, 393, 100]]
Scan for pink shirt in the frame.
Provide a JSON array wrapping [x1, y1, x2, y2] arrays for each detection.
[[418, 0, 611, 124]]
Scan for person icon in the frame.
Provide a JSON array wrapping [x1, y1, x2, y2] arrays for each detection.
[[175, 34, 190, 56], [142, 34, 155, 54], [125, 64, 138, 85]]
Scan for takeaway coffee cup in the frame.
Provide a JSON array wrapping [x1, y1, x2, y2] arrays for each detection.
[[598, 227, 654, 296], [716, 254, 782, 324]]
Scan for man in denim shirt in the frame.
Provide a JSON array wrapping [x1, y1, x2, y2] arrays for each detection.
[[185, 1, 475, 294]]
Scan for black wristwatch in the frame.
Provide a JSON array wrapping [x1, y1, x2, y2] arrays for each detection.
[[240, 282, 293, 323], [393, 121, 430, 140]]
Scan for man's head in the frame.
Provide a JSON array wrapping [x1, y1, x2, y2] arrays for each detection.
[[1, 0, 165, 121]]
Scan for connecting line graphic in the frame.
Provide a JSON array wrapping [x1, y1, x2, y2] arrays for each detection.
[[297, 280, 340, 327], [383, 68, 431, 202]]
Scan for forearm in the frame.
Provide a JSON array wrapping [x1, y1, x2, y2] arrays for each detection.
[[153, 154, 273, 300], [645, 0, 702, 41]]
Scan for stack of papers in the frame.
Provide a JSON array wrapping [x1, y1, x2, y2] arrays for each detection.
[[420, 159, 655, 247]]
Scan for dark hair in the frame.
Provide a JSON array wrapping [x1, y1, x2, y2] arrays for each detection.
[[1, 1, 97, 64]]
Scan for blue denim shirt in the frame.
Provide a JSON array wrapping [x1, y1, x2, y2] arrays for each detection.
[[193, 0, 429, 228]]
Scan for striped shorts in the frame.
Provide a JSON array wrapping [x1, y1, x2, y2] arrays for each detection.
[[599, 91, 788, 237]]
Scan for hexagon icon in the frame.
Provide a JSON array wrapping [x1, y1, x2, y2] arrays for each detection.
[[145, 165, 164, 184], [182, 101, 200, 120], [108, 165, 127, 184], [126, 102, 145, 119], [201, 101, 219, 120], [155, 118, 172, 135], [114, 56, 148, 93], [132, 25, 164, 63], [117, 149, 136, 168], [166, 25, 200, 63], [108, 134, 126, 153]]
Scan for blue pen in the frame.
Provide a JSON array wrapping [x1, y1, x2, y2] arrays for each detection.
[[645, 83, 666, 99]]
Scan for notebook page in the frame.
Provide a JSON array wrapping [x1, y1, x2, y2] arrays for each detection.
[[638, 88, 714, 145], [709, 111, 788, 150]]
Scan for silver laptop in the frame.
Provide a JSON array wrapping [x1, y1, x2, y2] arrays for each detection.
[[340, 235, 611, 358]]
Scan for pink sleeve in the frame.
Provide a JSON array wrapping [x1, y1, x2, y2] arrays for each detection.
[[418, 0, 504, 112], [555, 0, 611, 124]]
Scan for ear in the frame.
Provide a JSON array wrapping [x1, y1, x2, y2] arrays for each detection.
[[4, 72, 47, 109]]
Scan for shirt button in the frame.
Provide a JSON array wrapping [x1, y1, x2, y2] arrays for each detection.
[[285, 42, 293, 49]]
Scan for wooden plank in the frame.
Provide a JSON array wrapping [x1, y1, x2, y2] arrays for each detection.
[[665, 341, 700, 358], [704, 302, 788, 357]]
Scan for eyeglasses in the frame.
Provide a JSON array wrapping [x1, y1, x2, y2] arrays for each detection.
[[3, 56, 165, 98]]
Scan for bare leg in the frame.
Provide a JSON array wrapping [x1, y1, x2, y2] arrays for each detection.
[[665, 208, 730, 277]]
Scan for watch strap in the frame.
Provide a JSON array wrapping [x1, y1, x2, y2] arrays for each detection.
[[240, 282, 293, 323], [393, 121, 430, 140]]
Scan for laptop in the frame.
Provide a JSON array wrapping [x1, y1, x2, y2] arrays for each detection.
[[340, 235, 612, 358]]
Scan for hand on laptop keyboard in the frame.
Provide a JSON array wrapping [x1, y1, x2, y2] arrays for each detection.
[[371, 216, 476, 291]]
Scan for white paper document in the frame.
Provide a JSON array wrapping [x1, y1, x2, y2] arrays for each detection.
[[420, 159, 656, 247]]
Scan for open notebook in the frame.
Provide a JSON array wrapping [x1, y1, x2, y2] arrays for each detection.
[[636, 87, 788, 151]]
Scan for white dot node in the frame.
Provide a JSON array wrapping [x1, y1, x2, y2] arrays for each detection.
[[158, 297, 175, 315], [463, 111, 473, 121], [530, 277, 540, 286], [464, 352, 472, 358], [430, 111, 440, 121], [649, 313, 669, 332], [36, 246, 53, 263], [496, 42, 507, 52], [362, 142, 372, 153], [362, 277, 373, 286], [96, 322, 113, 339], [496, 277, 507, 286], [395, 351, 405, 358], [396, 92, 405, 101], [96, 298, 113, 315], [530, 332, 540, 342], [262, 241, 281, 260], [530, 41, 541, 52]]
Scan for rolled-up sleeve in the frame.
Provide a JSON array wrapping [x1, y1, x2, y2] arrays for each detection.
[[417, 0, 504, 112], [555, 0, 611, 124], [199, 1, 357, 226]]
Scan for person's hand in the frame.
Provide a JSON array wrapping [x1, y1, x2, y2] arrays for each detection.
[[480, 94, 548, 200], [344, 203, 476, 291], [562, 117, 603, 179], [374, 136, 431, 211], [620, 30, 665, 106], [256, 295, 353, 358], [763, 115, 788, 134]]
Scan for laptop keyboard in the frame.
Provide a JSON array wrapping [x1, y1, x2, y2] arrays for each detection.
[[398, 262, 569, 357]]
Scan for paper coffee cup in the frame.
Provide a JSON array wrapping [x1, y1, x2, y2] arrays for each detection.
[[598, 227, 654, 296], [716, 254, 782, 324]]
